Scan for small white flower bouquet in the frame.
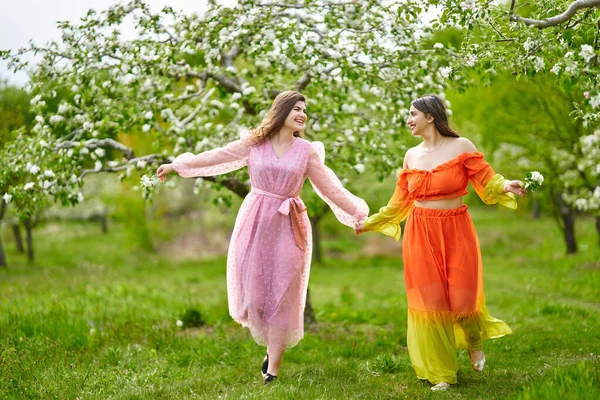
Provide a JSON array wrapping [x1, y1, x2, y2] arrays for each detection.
[[524, 171, 544, 192], [140, 174, 161, 188]]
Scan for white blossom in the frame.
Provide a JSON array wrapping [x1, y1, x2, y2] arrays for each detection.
[[3, 193, 12, 204], [465, 54, 478, 67], [24, 182, 35, 191], [550, 64, 561, 75], [144, 111, 153, 120], [354, 163, 365, 174], [440, 67, 452, 79], [142, 124, 151, 133], [30, 94, 42, 105], [137, 160, 147, 169], [94, 148, 105, 158], [43, 170, 55, 178], [460, 1, 474, 10], [141, 174, 160, 188], [29, 165, 40, 174], [530, 171, 544, 184], [433, 43, 444, 49], [49, 115, 65, 125], [574, 198, 588, 211], [590, 95, 600, 109], [242, 86, 256, 96], [533, 57, 545, 72], [580, 44, 595, 61], [94, 161, 102, 171], [523, 37, 535, 52], [176, 320, 183, 327], [57, 103, 70, 114]]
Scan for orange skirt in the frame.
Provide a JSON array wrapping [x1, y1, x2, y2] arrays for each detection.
[[402, 206, 511, 384]]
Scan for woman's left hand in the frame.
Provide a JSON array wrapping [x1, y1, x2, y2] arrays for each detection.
[[503, 180, 527, 197]]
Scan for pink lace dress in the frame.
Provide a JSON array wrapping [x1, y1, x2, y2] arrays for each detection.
[[172, 137, 368, 348]]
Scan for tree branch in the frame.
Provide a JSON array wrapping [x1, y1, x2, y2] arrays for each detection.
[[295, 72, 312, 91], [509, 0, 600, 28], [56, 138, 135, 159], [201, 176, 249, 198]]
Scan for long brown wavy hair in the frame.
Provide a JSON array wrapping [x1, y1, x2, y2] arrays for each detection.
[[411, 95, 460, 138], [249, 91, 306, 145]]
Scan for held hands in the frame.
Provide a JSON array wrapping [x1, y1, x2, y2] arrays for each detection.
[[354, 220, 366, 235], [156, 163, 174, 182], [503, 180, 527, 197]]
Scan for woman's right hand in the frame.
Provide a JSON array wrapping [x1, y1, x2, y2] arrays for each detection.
[[156, 163, 174, 182]]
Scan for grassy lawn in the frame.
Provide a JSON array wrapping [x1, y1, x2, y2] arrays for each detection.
[[1, 209, 599, 399]]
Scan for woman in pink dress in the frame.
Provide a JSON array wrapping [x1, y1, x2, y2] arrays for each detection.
[[156, 91, 368, 384]]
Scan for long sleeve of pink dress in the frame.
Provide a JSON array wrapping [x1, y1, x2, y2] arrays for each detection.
[[171, 138, 251, 177], [171, 137, 368, 349], [307, 141, 369, 229]]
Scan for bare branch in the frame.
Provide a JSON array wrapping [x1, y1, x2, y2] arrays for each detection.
[[201, 176, 250, 198], [221, 45, 241, 69], [258, 3, 305, 8], [295, 72, 312, 91], [56, 138, 135, 159], [180, 104, 203, 126], [80, 153, 168, 178], [258, 1, 354, 7], [509, 0, 600, 28], [565, 8, 595, 28]]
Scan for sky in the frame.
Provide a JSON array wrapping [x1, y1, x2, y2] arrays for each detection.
[[0, 0, 236, 87]]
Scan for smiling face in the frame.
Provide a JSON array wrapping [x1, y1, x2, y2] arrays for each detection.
[[406, 105, 432, 136], [283, 101, 306, 132]]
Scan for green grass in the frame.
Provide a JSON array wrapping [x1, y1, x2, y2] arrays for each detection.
[[1, 210, 599, 399]]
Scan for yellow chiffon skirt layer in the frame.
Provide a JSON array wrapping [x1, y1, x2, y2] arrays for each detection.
[[407, 296, 512, 384], [403, 206, 512, 384]]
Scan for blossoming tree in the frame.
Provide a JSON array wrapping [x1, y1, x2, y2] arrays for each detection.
[[430, 0, 600, 248], [0, 0, 452, 274]]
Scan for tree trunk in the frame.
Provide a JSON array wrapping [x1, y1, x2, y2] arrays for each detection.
[[556, 192, 577, 254], [0, 200, 7, 268], [92, 213, 108, 234], [304, 205, 330, 325], [12, 224, 24, 253], [310, 215, 323, 264], [304, 287, 316, 326], [533, 199, 541, 219], [309, 204, 330, 265], [24, 219, 35, 262], [596, 216, 600, 249]]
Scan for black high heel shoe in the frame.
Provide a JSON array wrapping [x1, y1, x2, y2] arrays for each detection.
[[261, 353, 268, 378], [263, 373, 277, 385]]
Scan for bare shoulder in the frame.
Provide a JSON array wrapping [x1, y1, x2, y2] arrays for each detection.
[[451, 137, 478, 153], [403, 146, 418, 169]]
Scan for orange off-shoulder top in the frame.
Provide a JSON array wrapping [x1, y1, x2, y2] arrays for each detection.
[[363, 152, 516, 241]]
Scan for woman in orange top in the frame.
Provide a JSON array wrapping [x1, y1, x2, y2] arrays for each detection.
[[358, 95, 527, 391]]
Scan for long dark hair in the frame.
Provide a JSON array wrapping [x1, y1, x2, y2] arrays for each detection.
[[411, 95, 460, 138], [249, 91, 305, 145]]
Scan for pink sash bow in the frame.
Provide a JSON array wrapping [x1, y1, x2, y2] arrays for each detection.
[[252, 188, 308, 250]]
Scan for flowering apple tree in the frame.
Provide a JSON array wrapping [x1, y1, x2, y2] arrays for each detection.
[[0, 0, 451, 224]]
